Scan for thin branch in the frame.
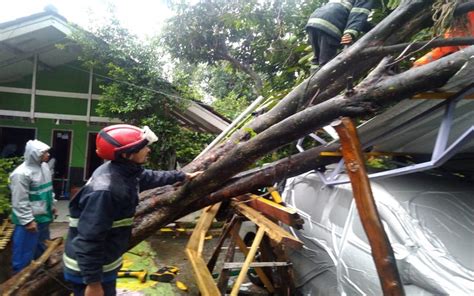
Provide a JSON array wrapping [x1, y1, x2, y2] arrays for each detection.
[[361, 37, 474, 57]]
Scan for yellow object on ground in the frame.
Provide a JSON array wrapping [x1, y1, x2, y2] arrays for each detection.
[[118, 270, 148, 283], [116, 241, 174, 295], [176, 280, 189, 292]]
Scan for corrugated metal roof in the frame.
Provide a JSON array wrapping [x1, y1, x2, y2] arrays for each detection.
[[355, 60, 474, 155]]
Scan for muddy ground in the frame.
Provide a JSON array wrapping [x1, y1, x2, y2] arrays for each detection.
[[1, 222, 268, 295]]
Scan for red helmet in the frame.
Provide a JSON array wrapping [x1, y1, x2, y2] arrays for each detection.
[[96, 124, 158, 160]]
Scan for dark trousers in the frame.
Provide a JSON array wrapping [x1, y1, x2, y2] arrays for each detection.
[[307, 28, 340, 66], [12, 222, 50, 273], [72, 281, 116, 296]]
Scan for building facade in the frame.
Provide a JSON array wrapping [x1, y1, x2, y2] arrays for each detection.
[[0, 11, 228, 197]]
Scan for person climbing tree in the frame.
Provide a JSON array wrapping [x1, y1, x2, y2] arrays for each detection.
[[306, 0, 373, 71]]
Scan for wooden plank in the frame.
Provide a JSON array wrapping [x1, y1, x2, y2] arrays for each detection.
[[270, 239, 295, 296], [223, 262, 291, 269], [2, 238, 63, 296], [232, 201, 303, 250], [320, 151, 405, 157], [230, 227, 265, 296], [185, 249, 221, 296], [185, 203, 221, 296], [241, 195, 304, 229], [259, 235, 279, 293], [186, 203, 221, 251], [207, 215, 238, 273], [230, 225, 275, 293], [217, 221, 240, 294]]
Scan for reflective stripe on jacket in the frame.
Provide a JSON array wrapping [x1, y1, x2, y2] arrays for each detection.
[[63, 160, 186, 284], [306, 0, 373, 40]]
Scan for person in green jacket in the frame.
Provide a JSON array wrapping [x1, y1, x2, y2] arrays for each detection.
[[10, 139, 56, 273]]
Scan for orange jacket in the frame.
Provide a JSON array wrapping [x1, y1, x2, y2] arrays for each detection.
[[414, 11, 474, 67]]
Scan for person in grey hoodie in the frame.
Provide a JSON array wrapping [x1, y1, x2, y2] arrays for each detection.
[[9, 139, 56, 273]]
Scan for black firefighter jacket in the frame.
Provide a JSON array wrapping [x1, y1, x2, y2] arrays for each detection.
[[306, 0, 373, 40], [63, 160, 185, 284]]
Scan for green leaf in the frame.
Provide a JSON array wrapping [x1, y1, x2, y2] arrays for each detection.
[[243, 127, 257, 138]]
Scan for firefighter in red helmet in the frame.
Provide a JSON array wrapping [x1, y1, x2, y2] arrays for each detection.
[[63, 124, 201, 296]]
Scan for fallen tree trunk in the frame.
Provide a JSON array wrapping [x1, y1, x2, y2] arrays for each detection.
[[136, 143, 340, 218], [7, 45, 473, 295]]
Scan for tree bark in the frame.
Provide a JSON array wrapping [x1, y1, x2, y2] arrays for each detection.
[[133, 46, 473, 248]]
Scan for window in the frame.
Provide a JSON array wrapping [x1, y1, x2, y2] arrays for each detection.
[[0, 127, 36, 158]]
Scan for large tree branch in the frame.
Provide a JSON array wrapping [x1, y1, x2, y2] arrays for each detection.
[[135, 46, 473, 244], [184, 0, 435, 173], [9, 45, 472, 296], [218, 50, 263, 92]]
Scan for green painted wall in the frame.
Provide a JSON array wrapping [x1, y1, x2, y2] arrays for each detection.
[[0, 61, 108, 185], [0, 62, 98, 92], [0, 93, 30, 111], [36, 64, 92, 93], [36, 96, 88, 115]]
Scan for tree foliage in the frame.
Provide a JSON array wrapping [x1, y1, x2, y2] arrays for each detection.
[[65, 13, 212, 169], [162, 0, 324, 94], [0, 157, 22, 215]]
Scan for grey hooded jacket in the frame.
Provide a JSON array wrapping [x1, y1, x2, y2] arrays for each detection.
[[9, 140, 54, 225]]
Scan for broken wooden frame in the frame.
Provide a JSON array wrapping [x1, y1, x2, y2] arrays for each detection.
[[185, 192, 303, 295]]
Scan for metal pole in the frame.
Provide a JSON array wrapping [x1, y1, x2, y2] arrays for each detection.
[[332, 117, 405, 296], [86, 67, 93, 125], [195, 95, 266, 160], [30, 53, 38, 122]]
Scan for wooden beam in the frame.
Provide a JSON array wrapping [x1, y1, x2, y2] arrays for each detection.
[[229, 225, 275, 293], [223, 262, 291, 269], [217, 220, 240, 294], [320, 151, 407, 157], [230, 227, 265, 296], [185, 249, 221, 296], [333, 117, 405, 296], [185, 203, 221, 296], [207, 215, 238, 273], [238, 195, 304, 229], [2, 238, 63, 296], [232, 201, 303, 250]]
